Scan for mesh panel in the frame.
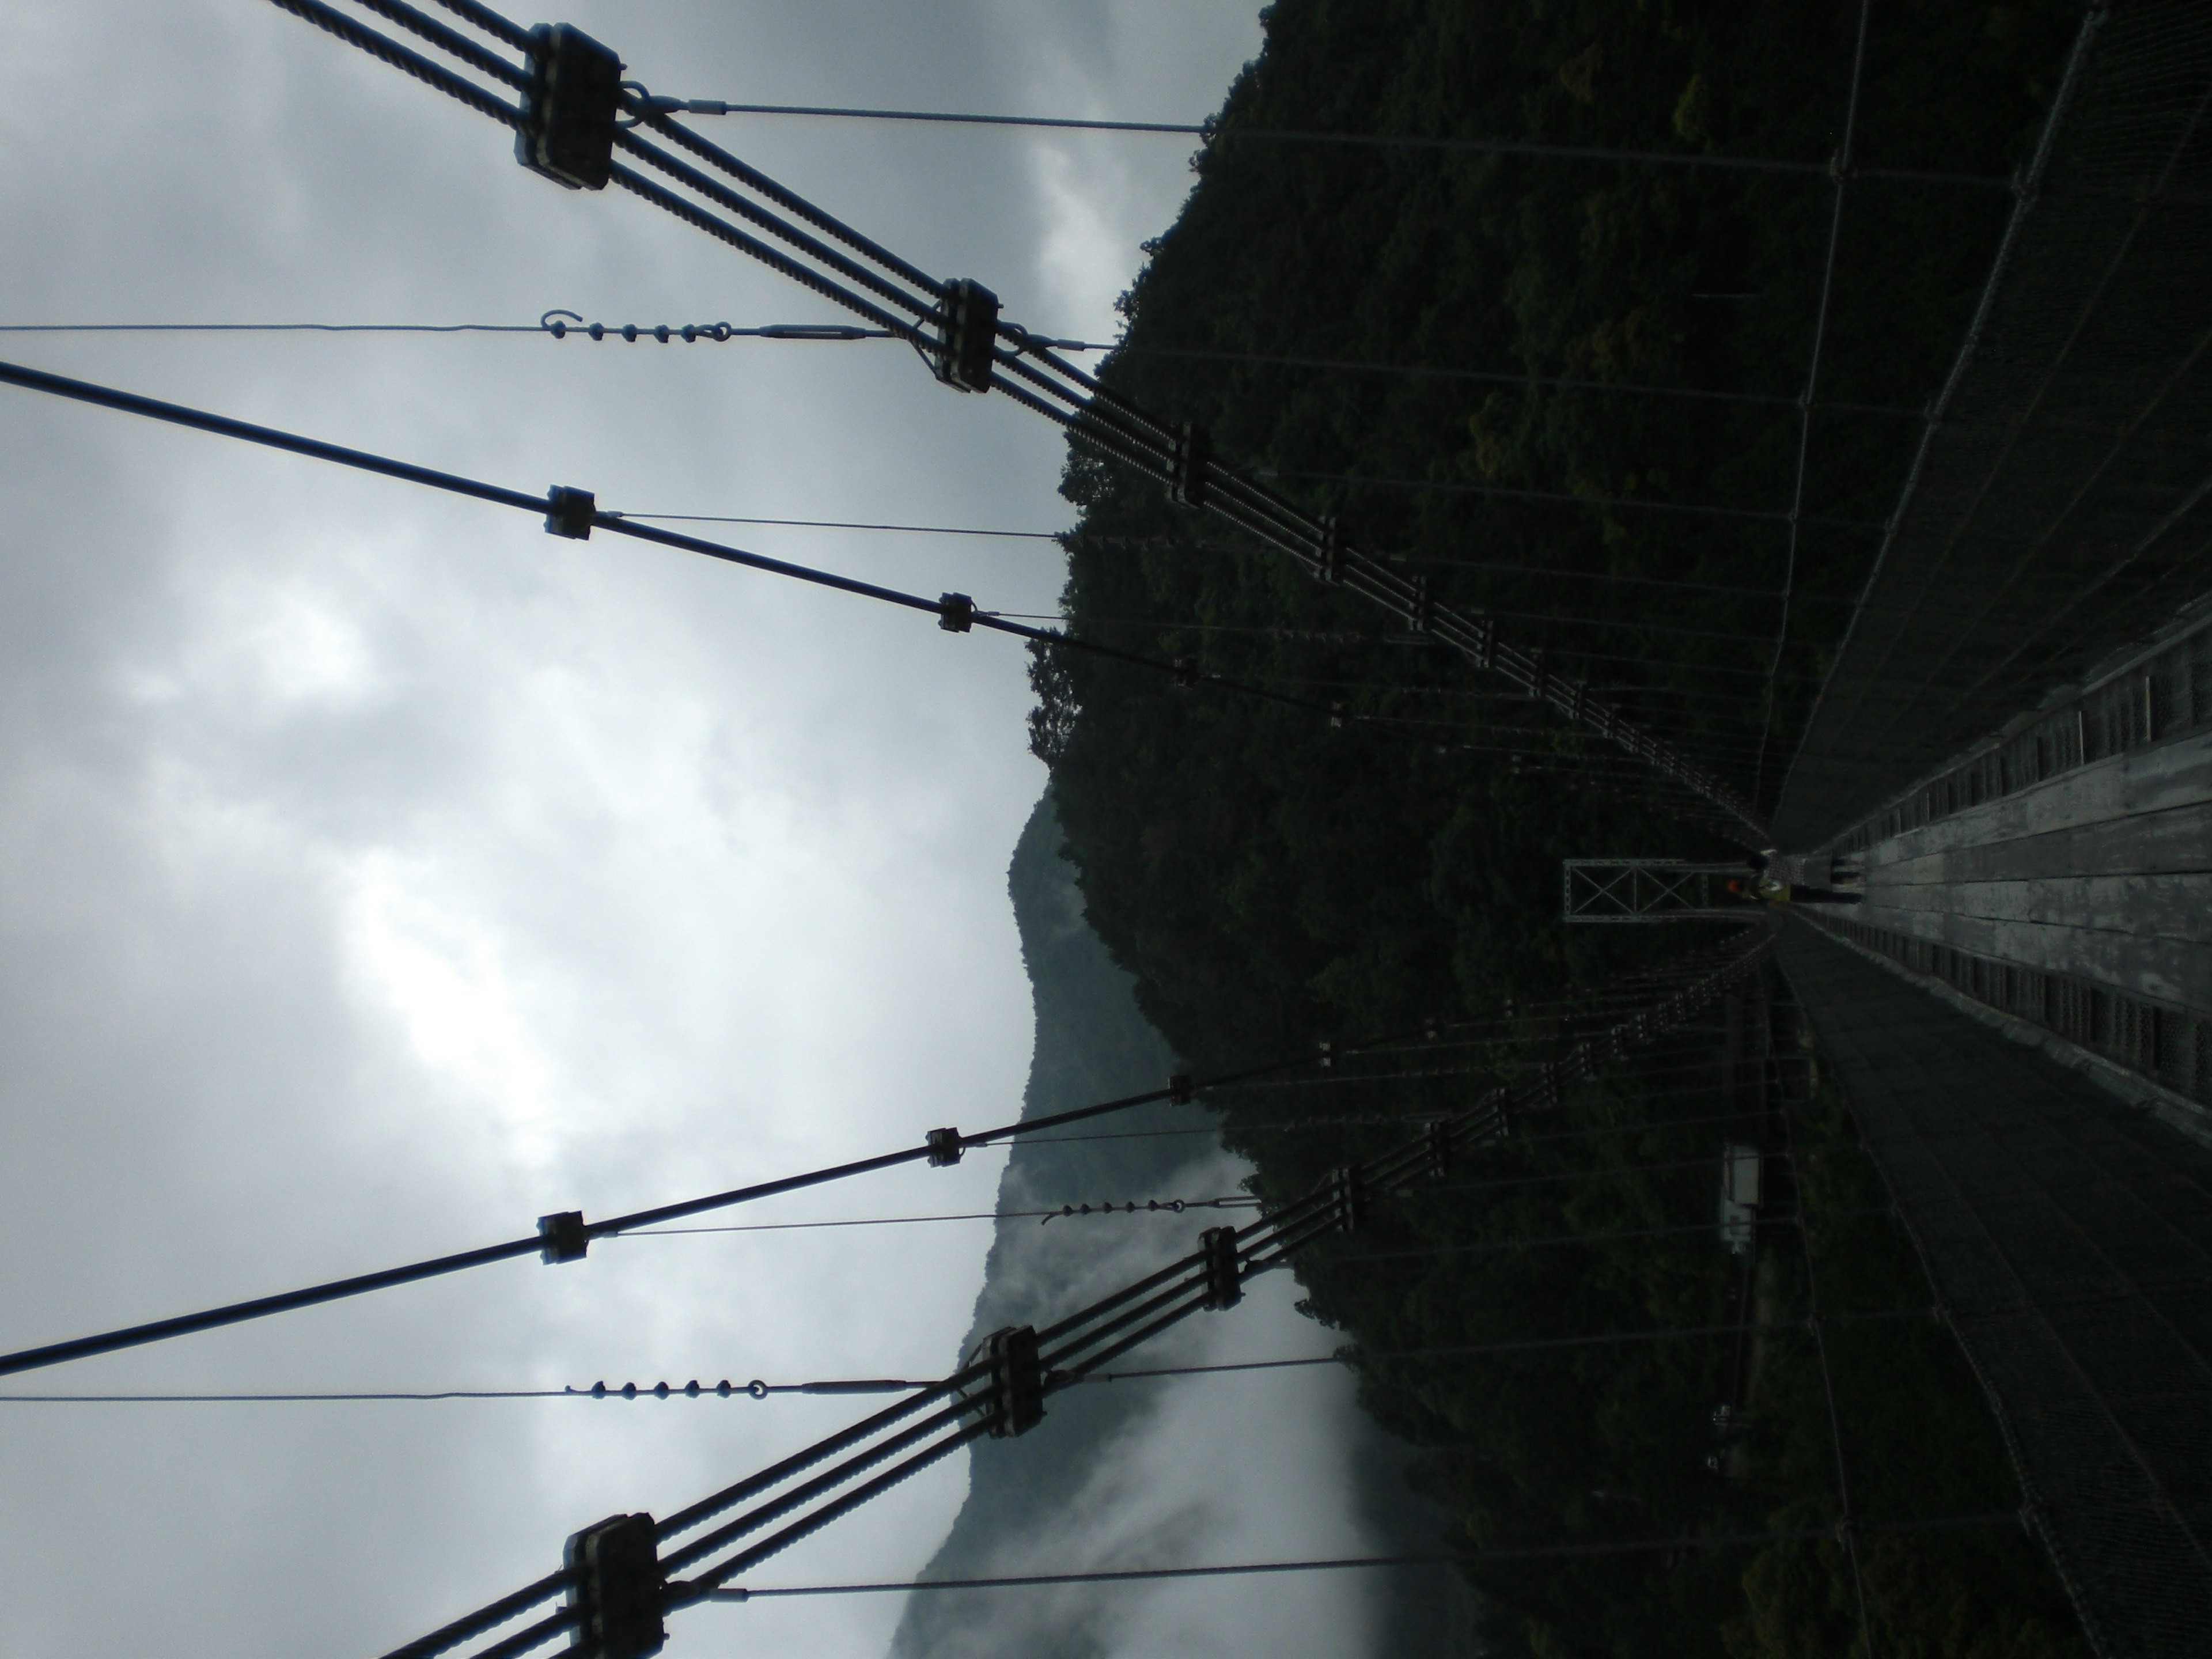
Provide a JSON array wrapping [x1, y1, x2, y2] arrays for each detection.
[[1778, 3, 2212, 846], [1778, 926, 2212, 1658]]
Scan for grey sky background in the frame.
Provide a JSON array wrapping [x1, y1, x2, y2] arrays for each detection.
[[0, 3, 1407, 1656]]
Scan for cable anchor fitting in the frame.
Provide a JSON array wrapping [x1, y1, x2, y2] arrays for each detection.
[[931, 279, 999, 393], [925, 1127, 964, 1168], [545, 486, 597, 540], [563, 1512, 666, 1659], [1317, 516, 1346, 585], [1168, 422, 1212, 509], [514, 24, 624, 192], [1199, 1226, 1243, 1310], [539, 1210, 589, 1264], [1326, 1166, 1366, 1233], [965, 1325, 1045, 1437], [937, 592, 976, 632], [1406, 574, 1433, 634]]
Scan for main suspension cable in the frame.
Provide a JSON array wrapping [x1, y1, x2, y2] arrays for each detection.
[[266, 0, 1775, 843]]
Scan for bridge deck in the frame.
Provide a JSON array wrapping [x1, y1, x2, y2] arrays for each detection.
[[1855, 732, 2212, 1017], [1778, 925, 2212, 1659]]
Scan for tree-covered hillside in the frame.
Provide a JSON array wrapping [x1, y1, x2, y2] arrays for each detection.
[[1022, 2, 2094, 1654]]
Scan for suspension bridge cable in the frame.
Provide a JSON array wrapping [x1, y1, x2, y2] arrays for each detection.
[[1779, 994, 1879, 1655], [637, 96, 2010, 190], [1001, 608, 1794, 648], [367, 933, 1772, 1659], [36, 358, 1772, 798], [0, 320, 544, 335], [0, 316, 1933, 425], [271, 0, 1775, 842], [702, 1511, 2021, 1603], [628, 1194, 1258, 1237], [0, 1308, 1950, 1407], [1305, 1207, 1894, 1275], [0, 878, 1477, 1382], [0, 354, 1416, 744], [1270, 467, 1886, 531], [1751, 0, 1875, 821]]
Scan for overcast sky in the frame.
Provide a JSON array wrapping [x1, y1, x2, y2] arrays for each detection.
[[0, 2, 1420, 1656]]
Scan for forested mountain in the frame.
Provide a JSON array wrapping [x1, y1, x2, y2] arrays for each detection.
[[995, 1, 2092, 1654], [892, 797, 1468, 1659]]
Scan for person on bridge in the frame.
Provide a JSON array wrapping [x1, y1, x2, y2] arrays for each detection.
[[1727, 876, 1862, 907]]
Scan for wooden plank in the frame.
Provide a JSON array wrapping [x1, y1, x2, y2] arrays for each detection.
[[1865, 732, 2211, 868], [1854, 902, 2212, 1012], [1865, 874, 2212, 944], [1873, 801, 2211, 885]]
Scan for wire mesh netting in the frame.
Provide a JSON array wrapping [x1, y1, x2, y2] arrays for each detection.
[[1778, 924, 2212, 1659], [1776, 0, 2212, 846]]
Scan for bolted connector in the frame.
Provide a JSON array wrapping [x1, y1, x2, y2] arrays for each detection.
[[1325, 1166, 1366, 1232], [1328, 700, 1347, 730], [1316, 1038, 1335, 1070], [932, 279, 1000, 392], [1425, 1119, 1453, 1183], [546, 486, 597, 540], [1172, 657, 1201, 690], [1199, 1226, 1243, 1310], [1317, 516, 1346, 584], [563, 1513, 665, 1659], [514, 24, 624, 191], [969, 1325, 1044, 1437], [925, 1127, 964, 1168], [937, 592, 976, 632], [1406, 574, 1433, 634], [1167, 1073, 1195, 1105], [1168, 422, 1212, 509], [539, 1210, 589, 1264]]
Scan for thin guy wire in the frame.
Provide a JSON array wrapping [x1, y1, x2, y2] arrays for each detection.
[[294, 0, 1773, 838], [1752, 0, 1872, 813], [1781, 1045, 1878, 1657], [646, 97, 2008, 188], [702, 1512, 2019, 1601]]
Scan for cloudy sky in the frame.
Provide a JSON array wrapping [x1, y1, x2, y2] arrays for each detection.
[[0, 2, 1417, 1655]]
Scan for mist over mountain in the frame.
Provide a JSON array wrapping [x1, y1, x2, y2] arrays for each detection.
[[889, 794, 1467, 1659]]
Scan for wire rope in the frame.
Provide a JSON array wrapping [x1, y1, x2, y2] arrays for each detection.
[[265, 0, 1775, 842], [701, 1511, 2020, 1602], [638, 97, 2009, 189]]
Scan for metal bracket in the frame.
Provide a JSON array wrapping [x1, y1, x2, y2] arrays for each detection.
[[545, 486, 597, 539], [937, 592, 976, 632], [932, 279, 999, 392], [925, 1128, 964, 1168], [515, 24, 624, 191], [1406, 574, 1433, 634], [1167, 1073, 1195, 1105], [971, 1325, 1045, 1437], [1425, 1119, 1453, 1182], [539, 1210, 589, 1264], [1168, 422, 1212, 508], [563, 1513, 665, 1659], [1317, 516, 1346, 584], [1199, 1226, 1243, 1309], [1325, 1166, 1366, 1232]]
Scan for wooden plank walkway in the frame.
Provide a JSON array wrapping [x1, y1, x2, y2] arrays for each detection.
[[1778, 925, 2212, 1659], [1856, 733, 2212, 1016]]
